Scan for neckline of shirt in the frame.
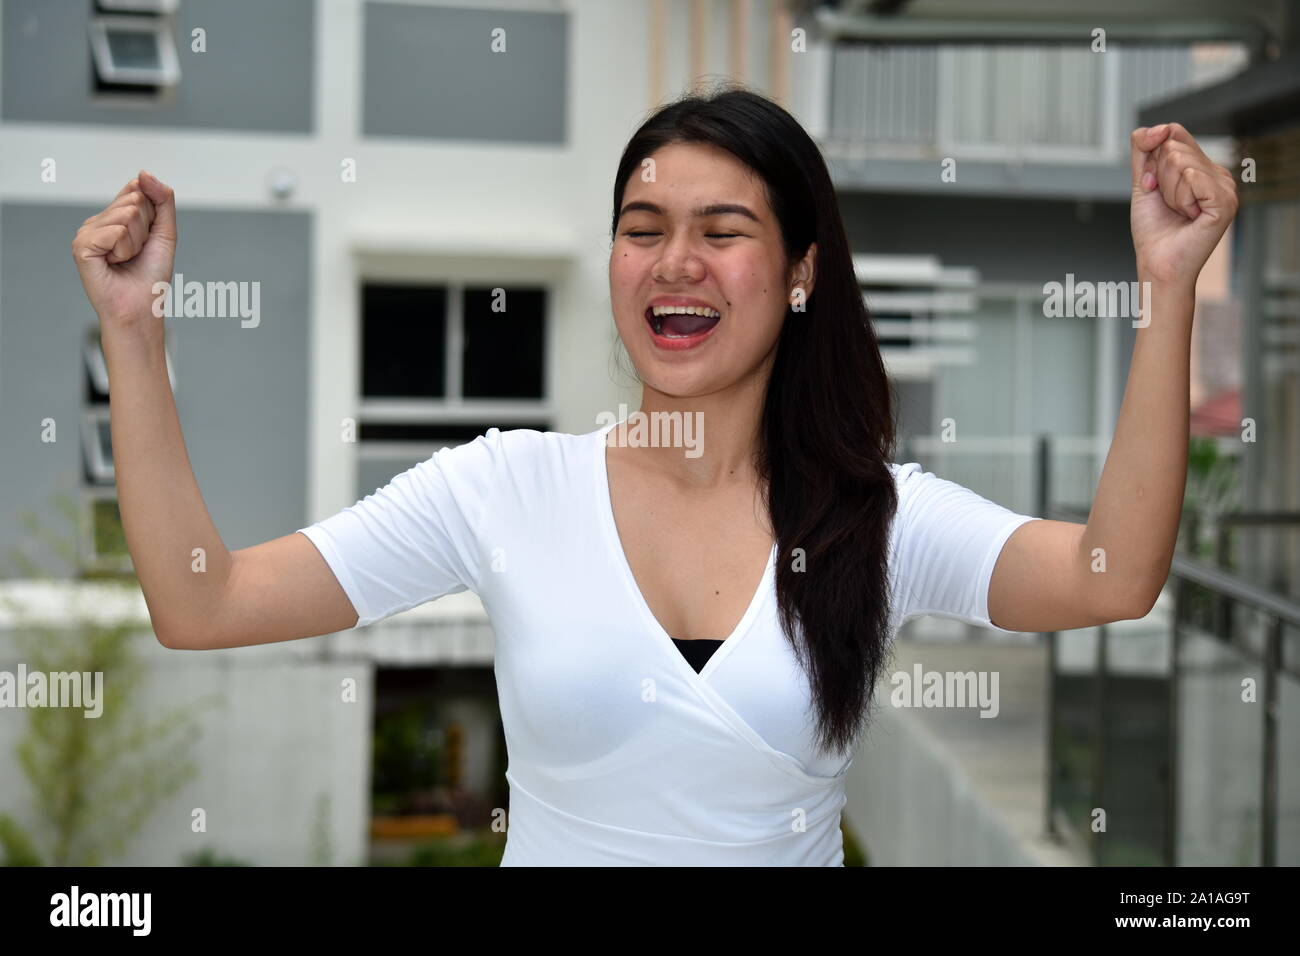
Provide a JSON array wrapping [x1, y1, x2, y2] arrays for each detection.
[[593, 417, 778, 684]]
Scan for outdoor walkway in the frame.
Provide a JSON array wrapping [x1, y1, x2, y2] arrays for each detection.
[[845, 623, 1090, 866]]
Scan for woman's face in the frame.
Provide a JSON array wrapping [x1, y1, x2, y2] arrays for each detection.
[[609, 141, 815, 399]]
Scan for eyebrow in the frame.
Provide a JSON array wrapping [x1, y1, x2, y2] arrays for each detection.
[[618, 201, 761, 223]]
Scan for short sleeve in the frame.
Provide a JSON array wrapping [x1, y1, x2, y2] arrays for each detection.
[[889, 461, 1038, 634], [296, 428, 502, 629]]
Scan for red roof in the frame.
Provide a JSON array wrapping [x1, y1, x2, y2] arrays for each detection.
[[1190, 388, 1242, 437]]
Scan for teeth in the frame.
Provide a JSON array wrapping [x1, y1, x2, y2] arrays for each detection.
[[650, 305, 721, 319]]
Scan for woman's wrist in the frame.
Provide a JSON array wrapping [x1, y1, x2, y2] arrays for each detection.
[[99, 316, 168, 372], [1135, 258, 1197, 297], [1135, 269, 1197, 315]]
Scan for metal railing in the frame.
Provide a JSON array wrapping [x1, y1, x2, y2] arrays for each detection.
[[821, 41, 1249, 165], [1038, 437, 1300, 866]]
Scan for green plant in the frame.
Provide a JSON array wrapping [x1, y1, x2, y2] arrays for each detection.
[[1, 487, 220, 865], [372, 700, 442, 803], [1182, 435, 1241, 562], [0, 811, 42, 866], [379, 831, 506, 867], [841, 815, 867, 866], [182, 847, 252, 866]]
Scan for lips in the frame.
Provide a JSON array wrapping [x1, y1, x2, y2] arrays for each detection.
[[643, 305, 721, 351]]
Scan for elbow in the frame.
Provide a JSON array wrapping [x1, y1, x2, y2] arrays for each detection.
[[153, 620, 206, 650], [1107, 584, 1162, 623], [150, 612, 174, 649]]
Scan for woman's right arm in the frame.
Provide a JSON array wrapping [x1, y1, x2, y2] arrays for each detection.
[[71, 171, 358, 649]]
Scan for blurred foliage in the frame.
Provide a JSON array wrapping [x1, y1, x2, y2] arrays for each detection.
[[373, 831, 506, 867], [90, 498, 129, 563], [181, 847, 253, 866], [372, 700, 442, 802], [0, 487, 220, 865], [0, 812, 42, 866], [1181, 435, 1241, 563], [842, 816, 866, 866]]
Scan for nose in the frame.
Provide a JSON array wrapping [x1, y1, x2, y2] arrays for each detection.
[[653, 233, 705, 284]]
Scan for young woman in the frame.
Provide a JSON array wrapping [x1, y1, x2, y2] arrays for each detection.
[[71, 86, 1237, 866]]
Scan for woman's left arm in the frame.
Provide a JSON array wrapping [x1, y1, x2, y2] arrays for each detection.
[[988, 122, 1240, 633]]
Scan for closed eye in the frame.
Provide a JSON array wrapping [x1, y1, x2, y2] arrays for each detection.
[[622, 232, 741, 239]]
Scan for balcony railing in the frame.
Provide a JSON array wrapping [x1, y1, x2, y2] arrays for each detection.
[[1038, 436, 1300, 866], [819, 42, 1248, 166], [897, 431, 1297, 864]]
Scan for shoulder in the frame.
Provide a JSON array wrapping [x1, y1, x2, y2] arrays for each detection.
[[435, 424, 574, 461], [887, 460, 924, 489], [885, 460, 930, 514], [885, 459, 1037, 548], [433, 424, 597, 487], [885, 459, 994, 540], [887, 459, 989, 512], [484, 424, 599, 463]]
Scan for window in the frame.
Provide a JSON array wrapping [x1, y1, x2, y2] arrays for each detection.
[[81, 409, 115, 484], [357, 280, 551, 497], [83, 325, 176, 403], [83, 335, 111, 403], [89, 11, 181, 92], [78, 325, 174, 571], [96, 0, 179, 11], [362, 284, 447, 398], [462, 286, 546, 399], [81, 489, 132, 575]]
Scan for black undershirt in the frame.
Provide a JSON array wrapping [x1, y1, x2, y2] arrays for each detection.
[[671, 638, 725, 673]]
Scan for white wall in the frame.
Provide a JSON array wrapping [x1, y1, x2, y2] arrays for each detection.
[[0, 627, 374, 865]]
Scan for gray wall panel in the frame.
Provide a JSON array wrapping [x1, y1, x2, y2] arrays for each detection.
[[0, 205, 84, 577], [2, 0, 314, 132], [362, 1, 567, 142], [357, 454, 425, 503], [0, 202, 312, 578], [840, 191, 1136, 284]]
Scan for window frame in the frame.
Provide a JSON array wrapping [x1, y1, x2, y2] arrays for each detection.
[[80, 486, 133, 575], [95, 0, 179, 12], [84, 327, 177, 397], [88, 13, 182, 88], [355, 275, 554, 499], [81, 407, 115, 484], [357, 278, 554, 427]]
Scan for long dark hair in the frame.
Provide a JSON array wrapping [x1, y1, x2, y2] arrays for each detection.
[[609, 84, 899, 757]]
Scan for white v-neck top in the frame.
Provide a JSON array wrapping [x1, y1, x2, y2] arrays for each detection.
[[296, 420, 1037, 866]]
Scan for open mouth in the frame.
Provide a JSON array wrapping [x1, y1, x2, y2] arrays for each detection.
[[644, 305, 722, 339]]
